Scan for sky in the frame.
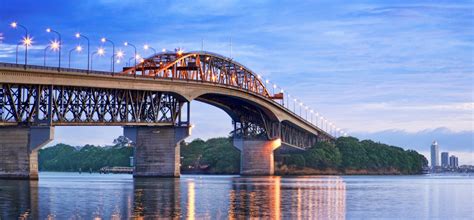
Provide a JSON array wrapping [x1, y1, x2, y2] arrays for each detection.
[[0, 0, 473, 164]]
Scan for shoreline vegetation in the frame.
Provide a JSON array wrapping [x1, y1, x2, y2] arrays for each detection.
[[39, 136, 428, 175]]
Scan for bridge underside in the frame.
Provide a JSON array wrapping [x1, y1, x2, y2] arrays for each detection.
[[0, 82, 332, 178]]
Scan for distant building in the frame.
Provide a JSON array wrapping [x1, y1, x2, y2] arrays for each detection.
[[430, 141, 439, 169], [449, 155, 459, 168], [441, 152, 449, 167]]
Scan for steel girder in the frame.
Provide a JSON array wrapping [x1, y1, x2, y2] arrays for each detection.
[[0, 84, 188, 126], [121, 51, 270, 97]]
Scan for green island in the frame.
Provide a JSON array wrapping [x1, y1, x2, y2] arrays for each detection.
[[39, 136, 428, 175]]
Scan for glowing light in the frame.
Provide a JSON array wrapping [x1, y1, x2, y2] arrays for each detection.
[[294, 99, 297, 102], [97, 47, 105, 56], [162, 48, 166, 52], [116, 59, 121, 64], [116, 50, 124, 58], [280, 89, 284, 93], [75, 33, 81, 38], [22, 36, 33, 46], [101, 37, 106, 43], [140, 58, 145, 63], [143, 44, 149, 50], [50, 40, 60, 51], [135, 54, 141, 59], [123, 42, 128, 46], [310, 109, 314, 113], [299, 102, 303, 106], [10, 22, 17, 28], [273, 84, 277, 89], [76, 45, 82, 52], [265, 80, 269, 84], [177, 49, 183, 56], [206, 57, 210, 61], [46, 28, 51, 33]]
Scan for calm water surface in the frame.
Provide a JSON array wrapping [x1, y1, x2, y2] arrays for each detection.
[[0, 173, 472, 219]]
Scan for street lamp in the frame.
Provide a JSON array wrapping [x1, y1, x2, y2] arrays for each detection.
[[124, 42, 137, 67], [43, 45, 50, 67], [11, 22, 30, 66], [91, 47, 105, 70], [101, 37, 115, 72], [15, 42, 21, 64], [69, 45, 82, 68], [46, 28, 62, 70], [75, 33, 90, 72], [143, 44, 156, 57]]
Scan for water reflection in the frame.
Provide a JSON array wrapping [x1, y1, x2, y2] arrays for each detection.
[[228, 176, 346, 219], [0, 174, 347, 219], [133, 178, 181, 219], [0, 180, 38, 219]]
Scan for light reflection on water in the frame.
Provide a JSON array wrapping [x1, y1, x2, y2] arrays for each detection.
[[0, 173, 472, 219]]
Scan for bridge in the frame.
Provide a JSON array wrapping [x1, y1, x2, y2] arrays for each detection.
[[0, 51, 337, 179]]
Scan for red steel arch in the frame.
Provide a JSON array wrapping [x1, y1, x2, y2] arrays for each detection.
[[120, 51, 271, 97]]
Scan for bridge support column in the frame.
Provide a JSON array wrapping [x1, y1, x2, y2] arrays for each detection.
[[125, 126, 190, 177], [233, 138, 281, 176], [0, 127, 54, 180]]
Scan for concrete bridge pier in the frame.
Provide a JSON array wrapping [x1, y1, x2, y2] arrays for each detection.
[[125, 126, 190, 177], [0, 127, 54, 180], [233, 138, 282, 176]]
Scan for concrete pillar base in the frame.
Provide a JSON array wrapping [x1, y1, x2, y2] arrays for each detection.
[[125, 126, 190, 178], [234, 138, 281, 176], [0, 127, 54, 180]]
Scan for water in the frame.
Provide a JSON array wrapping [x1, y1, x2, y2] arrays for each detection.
[[0, 173, 473, 219]]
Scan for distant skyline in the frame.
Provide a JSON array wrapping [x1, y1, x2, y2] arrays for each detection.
[[0, 0, 472, 164]]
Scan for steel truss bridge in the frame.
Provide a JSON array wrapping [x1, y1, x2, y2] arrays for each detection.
[[0, 51, 334, 149]]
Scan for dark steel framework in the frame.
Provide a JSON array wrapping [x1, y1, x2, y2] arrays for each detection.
[[121, 51, 272, 98], [0, 84, 189, 126]]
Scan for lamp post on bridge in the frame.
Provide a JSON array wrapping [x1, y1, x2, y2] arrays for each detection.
[[68, 45, 82, 68], [43, 40, 60, 67], [144, 44, 156, 57], [46, 28, 62, 70], [10, 22, 30, 67], [15, 42, 21, 64], [90, 47, 105, 70], [101, 37, 115, 72], [43, 45, 50, 66], [124, 42, 137, 67], [75, 33, 90, 73]]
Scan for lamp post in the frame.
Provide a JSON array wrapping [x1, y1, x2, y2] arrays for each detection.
[[124, 42, 137, 67], [143, 44, 156, 57], [75, 33, 90, 73], [91, 48, 105, 70], [101, 37, 115, 72], [15, 42, 21, 64], [46, 28, 62, 70], [69, 45, 82, 68], [10, 22, 29, 66], [43, 45, 50, 66]]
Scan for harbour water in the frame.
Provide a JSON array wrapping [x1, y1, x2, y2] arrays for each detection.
[[0, 173, 472, 219]]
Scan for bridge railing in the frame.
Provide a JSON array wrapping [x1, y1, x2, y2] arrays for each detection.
[[0, 62, 112, 75]]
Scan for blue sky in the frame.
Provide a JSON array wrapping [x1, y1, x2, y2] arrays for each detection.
[[0, 0, 473, 164]]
